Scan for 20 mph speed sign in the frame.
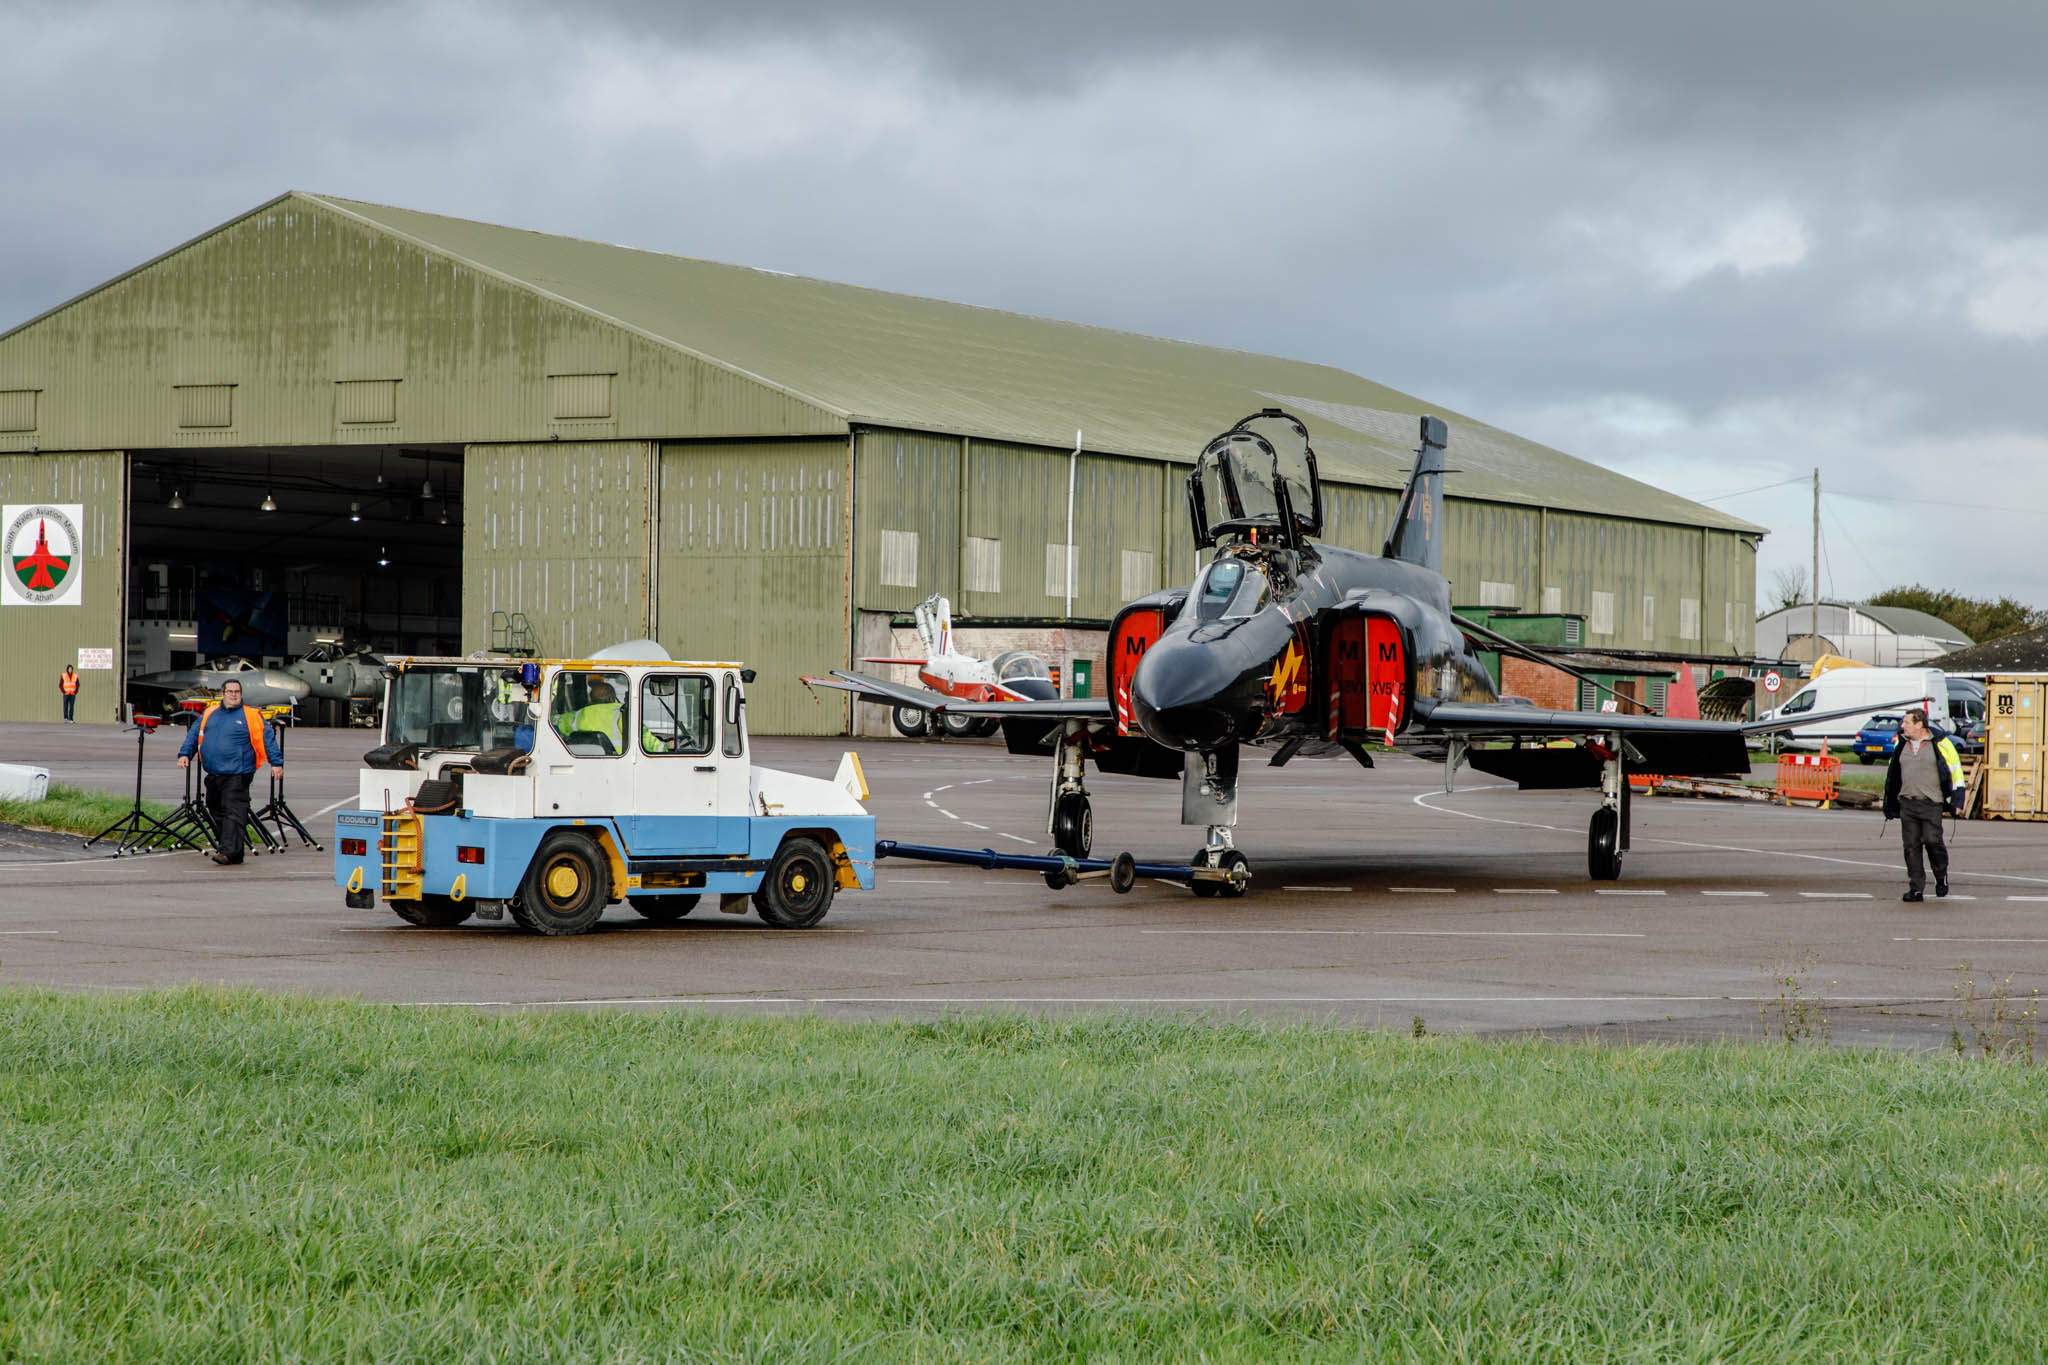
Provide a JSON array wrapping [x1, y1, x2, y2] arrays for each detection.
[[1763, 670, 1782, 694]]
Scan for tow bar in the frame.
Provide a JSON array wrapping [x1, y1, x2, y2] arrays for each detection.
[[876, 840, 1251, 894]]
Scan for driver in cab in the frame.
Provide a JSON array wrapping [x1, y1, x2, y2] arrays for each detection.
[[554, 675, 625, 754]]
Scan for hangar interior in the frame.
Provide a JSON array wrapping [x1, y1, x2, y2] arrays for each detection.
[[124, 445, 462, 676], [0, 190, 1765, 730]]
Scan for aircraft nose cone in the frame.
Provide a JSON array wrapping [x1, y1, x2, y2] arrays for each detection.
[[1130, 637, 1242, 750], [261, 670, 312, 699]]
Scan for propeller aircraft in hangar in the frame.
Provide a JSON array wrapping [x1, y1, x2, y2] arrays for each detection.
[[810, 410, 1887, 895]]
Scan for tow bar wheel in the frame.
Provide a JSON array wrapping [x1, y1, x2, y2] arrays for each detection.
[[755, 836, 836, 929], [511, 831, 610, 935]]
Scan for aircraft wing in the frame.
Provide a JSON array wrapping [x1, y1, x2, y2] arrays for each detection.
[[804, 670, 1112, 720], [1412, 696, 1923, 784]]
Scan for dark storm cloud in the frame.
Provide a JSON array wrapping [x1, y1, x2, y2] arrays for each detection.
[[5, 0, 2047, 602]]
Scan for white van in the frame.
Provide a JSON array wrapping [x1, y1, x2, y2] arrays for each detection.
[[1761, 667, 1947, 750]]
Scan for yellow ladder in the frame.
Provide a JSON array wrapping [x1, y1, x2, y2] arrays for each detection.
[[380, 811, 424, 898]]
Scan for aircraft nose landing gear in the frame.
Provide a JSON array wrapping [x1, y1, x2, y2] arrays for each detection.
[[1047, 720, 1094, 858]]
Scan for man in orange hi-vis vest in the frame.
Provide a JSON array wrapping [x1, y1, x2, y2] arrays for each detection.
[[58, 664, 80, 723]]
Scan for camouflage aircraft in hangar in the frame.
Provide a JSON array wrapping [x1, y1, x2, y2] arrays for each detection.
[[810, 410, 1886, 895]]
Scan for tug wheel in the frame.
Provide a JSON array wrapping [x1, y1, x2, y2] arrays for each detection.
[[755, 837, 835, 929], [630, 894, 700, 922], [511, 832, 610, 935], [392, 894, 473, 927]]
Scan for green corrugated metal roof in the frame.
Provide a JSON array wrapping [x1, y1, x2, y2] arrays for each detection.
[[22, 188, 1767, 533]]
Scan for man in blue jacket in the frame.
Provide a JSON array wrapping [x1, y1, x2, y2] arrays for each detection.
[[175, 679, 278, 865]]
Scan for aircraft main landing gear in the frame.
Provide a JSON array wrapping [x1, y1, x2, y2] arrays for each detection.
[[1047, 720, 1093, 858], [1588, 739, 1631, 881]]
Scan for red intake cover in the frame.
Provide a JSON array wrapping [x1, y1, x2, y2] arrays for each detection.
[[1325, 613, 1409, 739], [1109, 607, 1166, 736]]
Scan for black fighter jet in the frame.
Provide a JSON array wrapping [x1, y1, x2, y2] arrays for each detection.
[[809, 410, 1884, 895]]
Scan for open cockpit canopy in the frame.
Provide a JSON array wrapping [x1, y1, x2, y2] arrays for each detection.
[[1186, 409, 1323, 548]]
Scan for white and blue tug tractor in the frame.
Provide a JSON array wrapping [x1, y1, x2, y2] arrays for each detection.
[[333, 644, 874, 935]]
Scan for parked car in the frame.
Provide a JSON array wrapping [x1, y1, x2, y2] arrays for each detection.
[[1851, 712, 1981, 765], [1852, 714, 1903, 765]]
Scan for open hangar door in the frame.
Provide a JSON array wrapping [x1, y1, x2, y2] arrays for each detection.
[[125, 445, 463, 724]]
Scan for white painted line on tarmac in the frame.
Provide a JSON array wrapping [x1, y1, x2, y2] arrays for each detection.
[[940, 810, 959, 820], [965, 778, 994, 785], [1800, 892, 1873, 899], [0, 930, 59, 935], [997, 833, 1034, 844], [1416, 788, 2048, 884], [1893, 936, 2048, 943], [1596, 889, 1665, 896], [1282, 884, 1353, 892], [1702, 890, 1768, 897], [413, 992, 1948, 1008], [2010, 895, 2048, 902], [1493, 888, 1560, 894], [310, 797, 351, 819], [961, 821, 989, 830], [1389, 886, 1456, 894]]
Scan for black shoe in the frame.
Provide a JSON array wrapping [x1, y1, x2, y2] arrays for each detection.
[[209, 852, 242, 866], [1902, 890, 1924, 903], [1936, 881, 1950, 899]]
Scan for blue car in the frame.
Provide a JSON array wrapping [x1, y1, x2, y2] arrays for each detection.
[[1852, 714, 1903, 765]]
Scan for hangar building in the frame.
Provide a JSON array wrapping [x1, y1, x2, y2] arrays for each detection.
[[0, 192, 1765, 730]]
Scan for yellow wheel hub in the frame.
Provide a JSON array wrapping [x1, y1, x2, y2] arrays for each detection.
[[790, 871, 807, 893], [547, 863, 582, 899]]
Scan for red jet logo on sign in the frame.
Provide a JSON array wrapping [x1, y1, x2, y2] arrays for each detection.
[[3, 505, 84, 607]]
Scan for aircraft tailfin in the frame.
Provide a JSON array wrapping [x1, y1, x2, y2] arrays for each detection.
[[913, 593, 953, 659], [1382, 415, 1449, 573]]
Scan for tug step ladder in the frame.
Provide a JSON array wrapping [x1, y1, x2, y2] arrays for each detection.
[[379, 810, 425, 898]]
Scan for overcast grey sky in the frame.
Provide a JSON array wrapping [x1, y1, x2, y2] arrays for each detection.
[[7, 0, 2045, 610]]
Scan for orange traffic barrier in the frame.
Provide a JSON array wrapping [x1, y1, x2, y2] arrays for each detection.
[[1775, 753, 1840, 804]]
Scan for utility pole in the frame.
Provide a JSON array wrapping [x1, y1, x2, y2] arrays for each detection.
[[1810, 467, 1820, 655]]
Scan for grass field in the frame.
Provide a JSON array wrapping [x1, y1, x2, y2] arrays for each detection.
[[5, 990, 2045, 1362], [0, 780, 177, 838]]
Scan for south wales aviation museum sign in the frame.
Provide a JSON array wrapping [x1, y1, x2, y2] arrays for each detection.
[[4, 504, 85, 607]]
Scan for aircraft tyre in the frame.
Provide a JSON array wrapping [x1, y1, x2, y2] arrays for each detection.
[[972, 716, 1003, 738], [754, 837, 835, 928], [630, 893, 700, 922], [393, 894, 473, 927], [891, 706, 930, 739], [1588, 807, 1624, 881], [1052, 793, 1093, 859], [939, 710, 980, 739], [510, 832, 611, 935], [1190, 848, 1249, 899]]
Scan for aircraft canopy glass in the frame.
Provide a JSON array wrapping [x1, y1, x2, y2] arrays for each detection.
[[1192, 557, 1271, 621], [1188, 411, 1323, 544]]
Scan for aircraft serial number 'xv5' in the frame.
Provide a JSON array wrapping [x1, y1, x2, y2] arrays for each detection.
[[809, 411, 1877, 897]]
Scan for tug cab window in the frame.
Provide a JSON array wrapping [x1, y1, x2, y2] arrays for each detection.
[[1192, 558, 1270, 621], [551, 670, 630, 756], [641, 674, 713, 756]]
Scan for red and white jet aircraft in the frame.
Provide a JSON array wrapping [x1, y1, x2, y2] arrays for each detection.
[[865, 594, 1057, 738]]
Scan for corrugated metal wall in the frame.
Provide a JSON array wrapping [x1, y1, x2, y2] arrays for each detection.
[[658, 439, 850, 735], [462, 441, 652, 660], [0, 451, 126, 722]]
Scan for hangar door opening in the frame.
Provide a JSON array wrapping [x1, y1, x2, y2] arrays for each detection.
[[126, 445, 462, 723], [657, 441, 848, 736]]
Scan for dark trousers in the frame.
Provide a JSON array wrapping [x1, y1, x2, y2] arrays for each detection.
[[1899, 797, 1949, 892], [204, 771, 254, 863], [61, 692, 75, 721]]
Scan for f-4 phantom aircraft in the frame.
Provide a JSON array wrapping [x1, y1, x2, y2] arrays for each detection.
[[810, 410, 1886, 895]]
